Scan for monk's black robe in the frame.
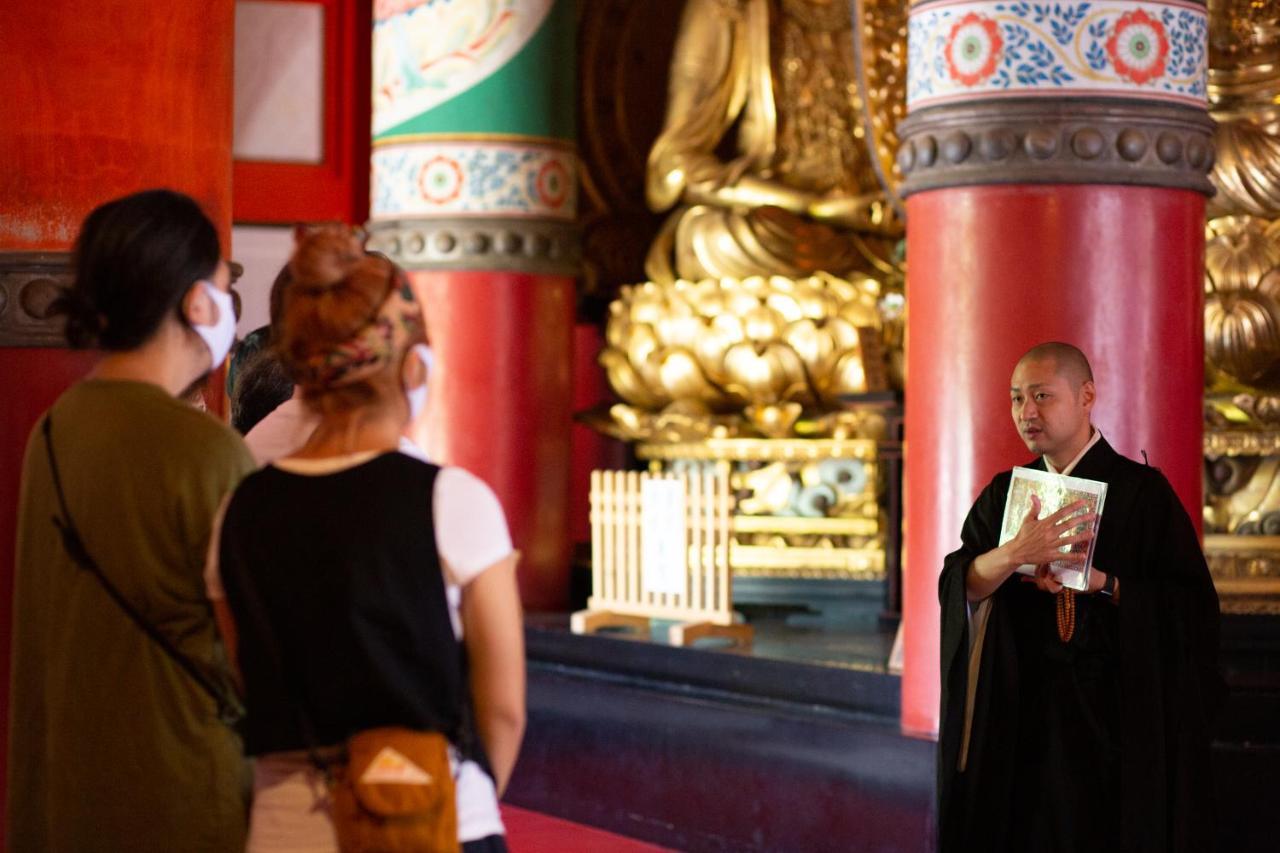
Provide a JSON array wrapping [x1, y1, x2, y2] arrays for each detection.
[[938, 438, 1224, 853]]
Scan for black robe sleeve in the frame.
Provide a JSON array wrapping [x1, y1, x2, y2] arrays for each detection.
[[1118, 468, 1225, 853], [937, 473, 1010, 843]]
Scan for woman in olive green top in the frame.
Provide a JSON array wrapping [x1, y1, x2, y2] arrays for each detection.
[[8, 190, 255, 852]]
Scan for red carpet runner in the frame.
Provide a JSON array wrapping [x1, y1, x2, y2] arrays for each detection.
[[501, 805, 673, 852]]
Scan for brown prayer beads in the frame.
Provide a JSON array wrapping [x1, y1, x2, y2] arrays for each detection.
[[1056, 589, 1076, 643]]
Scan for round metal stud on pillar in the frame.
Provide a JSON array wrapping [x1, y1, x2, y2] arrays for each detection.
[[898, 0, 1213, 736], [367, 0, 579, 610], [0, 0, 235, 832]]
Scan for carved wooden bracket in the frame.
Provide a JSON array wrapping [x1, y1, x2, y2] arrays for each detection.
[[0, 252, 72, 347]]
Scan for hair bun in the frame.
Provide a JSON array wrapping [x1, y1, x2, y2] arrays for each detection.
[[55, 286, 104, 349], [289, 228, 366, 291]]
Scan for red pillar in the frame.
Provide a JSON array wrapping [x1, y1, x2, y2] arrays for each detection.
[[416, 270, 576, 608], [0, 0, 235, 833], [897, 1, 1213, 736]]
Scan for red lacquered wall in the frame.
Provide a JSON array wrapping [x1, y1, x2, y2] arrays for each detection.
[[0, 4, 234, 249], [410, 270, 576, 611], [0, 2, 236, 842], [901, 184, 1206, 737]]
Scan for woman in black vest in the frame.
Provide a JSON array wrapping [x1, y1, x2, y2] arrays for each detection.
[[207, 229, 525, 852]]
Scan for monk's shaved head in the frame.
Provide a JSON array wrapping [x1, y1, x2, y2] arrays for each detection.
[[1017, 342, 1094, 389]]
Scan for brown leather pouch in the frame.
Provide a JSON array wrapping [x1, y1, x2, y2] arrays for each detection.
[[329, 727, 460, 853]]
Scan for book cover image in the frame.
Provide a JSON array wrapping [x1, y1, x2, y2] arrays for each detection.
[[998, 467, 1107, 592]]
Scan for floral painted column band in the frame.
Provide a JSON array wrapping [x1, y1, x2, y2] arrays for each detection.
[[366, 0, 579, 275], [900, 0, 1212, 195]]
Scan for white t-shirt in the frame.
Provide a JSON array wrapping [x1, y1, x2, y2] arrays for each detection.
[[204, 451, 513, 847]]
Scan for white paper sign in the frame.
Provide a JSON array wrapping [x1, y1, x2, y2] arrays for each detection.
[[641, 479, 687, 596]]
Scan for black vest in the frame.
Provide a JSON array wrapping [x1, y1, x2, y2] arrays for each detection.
[[219, 453, 462, 756]]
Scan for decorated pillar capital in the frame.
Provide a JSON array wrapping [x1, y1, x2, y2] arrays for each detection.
[[366, 0, 579, 274], [899, 0, 1213, 195]]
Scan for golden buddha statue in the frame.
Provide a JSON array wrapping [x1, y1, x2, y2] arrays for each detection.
[[643, 0, 902, 284], [588, 0, 909, 585], [596, 0, 907, 443]]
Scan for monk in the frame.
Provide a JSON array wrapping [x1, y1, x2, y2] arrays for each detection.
[[937, 342, 1224, 852]]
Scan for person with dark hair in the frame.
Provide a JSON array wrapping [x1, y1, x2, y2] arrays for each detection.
[[936, 342, 1223, 852], [206, 228, 524, 852], [229, 327, 294, 435], [8, 189, 254, 851]]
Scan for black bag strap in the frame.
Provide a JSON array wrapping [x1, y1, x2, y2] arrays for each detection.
[[41, 415, 243, 728]]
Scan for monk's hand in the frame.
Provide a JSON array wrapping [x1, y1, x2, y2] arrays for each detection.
[[1024, 563, 1065, 593], [1003, 495, 1096, 569], [968, 496, 1096, 602]]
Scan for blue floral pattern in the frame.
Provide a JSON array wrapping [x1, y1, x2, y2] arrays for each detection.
[[371, 141, 578, 220], [907, 0, 1207, 110]]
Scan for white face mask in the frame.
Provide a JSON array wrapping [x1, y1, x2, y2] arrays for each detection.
[[405, 343, 434, 420], [192, 281, 237, 371]]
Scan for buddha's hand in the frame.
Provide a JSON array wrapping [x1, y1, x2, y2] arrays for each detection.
[[808, 192, 901, 235]]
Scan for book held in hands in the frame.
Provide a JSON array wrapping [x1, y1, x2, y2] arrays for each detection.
[[998, 467, 1107, 592]]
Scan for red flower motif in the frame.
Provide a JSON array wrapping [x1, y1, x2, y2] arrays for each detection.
[[536, 159, 569, 209], [417, 156, 464, 204], [1106, 9, 1169, 85], [945, 13, 1003, 87]]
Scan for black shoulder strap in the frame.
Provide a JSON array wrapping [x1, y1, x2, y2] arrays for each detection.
[[42, 415, 243, 727]]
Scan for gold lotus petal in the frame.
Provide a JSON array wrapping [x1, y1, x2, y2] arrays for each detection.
[[694, 318, 742, 385], [823, 275, 856, 303], [769, 343, 812, 402], [766, 291, 804, 323], [605, 304, 629, 349], [838, 299, 881, 328], [828, 350, 870, 396], [654, 314, 704, 349], [782, 318, 835, 377], [827, 316, 863, 351], [795, 285, 834, 319], [600, 348, 666, 408], [624, 323, 660, 369], [690, 280, 726, 316], [744, 305, 785, 342], [722, 342, 786, 403], [848, 273, 882, 298], [727, 289, 762, 316], [656, 347, 720, 403], [630, 293, 666, 324]]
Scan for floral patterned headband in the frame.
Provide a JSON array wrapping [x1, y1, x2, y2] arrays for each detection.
[[294, 267, 425, 390]]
